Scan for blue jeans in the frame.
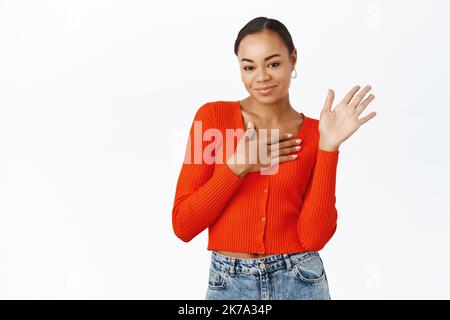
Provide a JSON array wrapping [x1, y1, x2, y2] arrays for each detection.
[[205, 250, 331, 300]]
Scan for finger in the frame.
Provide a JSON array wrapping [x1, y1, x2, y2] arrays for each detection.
[[261, 152, 299, 171], [273, 145, 301, 157], [322, 89, 335, 113], [245, 121, 256, 140], [355, 94, 375, 115], [270, 153, 299, 162], [279, 154, 299, 162], [358, 111, 377, 126], [341, 85, 361, 105], [268, 138, 301, 153], [267, 132, 296, 145], [349, 85, 372, 109]]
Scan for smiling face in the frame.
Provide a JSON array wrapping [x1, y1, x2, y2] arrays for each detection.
[[237, 29, 297, 103]]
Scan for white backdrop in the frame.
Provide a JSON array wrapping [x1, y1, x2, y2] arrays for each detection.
[[0, 0, 449, 299]]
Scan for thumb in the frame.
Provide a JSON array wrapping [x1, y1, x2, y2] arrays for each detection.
[[246, 121, 255, 139], [322, 89, 335, 113]]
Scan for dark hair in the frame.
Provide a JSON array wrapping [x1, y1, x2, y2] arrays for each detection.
[[234, 17, 296, 57]]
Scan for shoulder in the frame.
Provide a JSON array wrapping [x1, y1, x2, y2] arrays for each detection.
[[306, 116, 319, 128], [302, 113, 319, 127], [303, 114, 320, 140], [193, 100, 236, 119]]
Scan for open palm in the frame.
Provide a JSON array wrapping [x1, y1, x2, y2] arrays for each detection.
[[319, 85, 377, 149]]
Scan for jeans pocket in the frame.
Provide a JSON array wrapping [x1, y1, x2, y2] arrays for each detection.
[[208, 267, 228, 290], [292, 253, 326, 285]]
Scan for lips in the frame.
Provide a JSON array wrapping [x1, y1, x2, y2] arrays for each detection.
[[255, 85, 276, 90]]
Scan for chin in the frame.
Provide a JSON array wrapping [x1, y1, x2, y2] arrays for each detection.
[[253, 95, 280, 103]]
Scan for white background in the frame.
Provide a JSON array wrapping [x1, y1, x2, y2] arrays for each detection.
[[0, 0, 449, 299]]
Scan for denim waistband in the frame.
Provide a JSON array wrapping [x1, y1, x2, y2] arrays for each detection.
[[210, 250, 320, 276]]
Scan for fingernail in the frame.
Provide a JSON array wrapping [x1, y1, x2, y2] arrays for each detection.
[[287, 133, 293, 138], [295, 139, 301, 143]]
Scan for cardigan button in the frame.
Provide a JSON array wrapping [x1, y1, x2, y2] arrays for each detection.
[[261, 217, 266, 222], [263, 189, 268, 193]]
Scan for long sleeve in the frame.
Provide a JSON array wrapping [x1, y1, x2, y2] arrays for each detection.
[[297, 148, 339, 251], [172, 103, 246, 243]]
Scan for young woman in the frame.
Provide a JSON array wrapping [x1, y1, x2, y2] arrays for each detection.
[[172, 17, 376, 300]]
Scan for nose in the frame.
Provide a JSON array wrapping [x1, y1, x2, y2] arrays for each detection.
[[256, 68, 271, 82]]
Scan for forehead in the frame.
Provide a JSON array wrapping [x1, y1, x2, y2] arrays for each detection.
[[238, 30, 287, 60]]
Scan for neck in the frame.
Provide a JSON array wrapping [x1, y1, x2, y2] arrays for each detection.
[[242, 95, 294, 123]]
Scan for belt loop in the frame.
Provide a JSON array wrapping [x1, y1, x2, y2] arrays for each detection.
[[283, 253, 292, 270], [229, 257, 236, 276]]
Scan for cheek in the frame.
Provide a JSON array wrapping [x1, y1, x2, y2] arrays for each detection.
[[278, 74, 292, 86], [241, 75, 252, 87]]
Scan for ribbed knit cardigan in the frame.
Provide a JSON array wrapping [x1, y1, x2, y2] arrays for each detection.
[[172, 100, 339, 254]]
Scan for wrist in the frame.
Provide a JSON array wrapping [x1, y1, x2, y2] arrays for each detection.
[[227, 163, 249, 177], [319, 140, 340, 151], [226, 157, 249, 177]]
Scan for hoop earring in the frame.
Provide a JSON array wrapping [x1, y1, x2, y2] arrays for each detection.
[[291, 68, 297, 79]]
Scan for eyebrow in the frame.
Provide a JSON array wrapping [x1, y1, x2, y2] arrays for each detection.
[[240, 53, 281, 63]]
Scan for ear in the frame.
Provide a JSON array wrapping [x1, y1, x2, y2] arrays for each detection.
[[291, 48, 298, 66]]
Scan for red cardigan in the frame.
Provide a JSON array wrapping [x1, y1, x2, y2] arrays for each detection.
[[172, 101, 339, 254]]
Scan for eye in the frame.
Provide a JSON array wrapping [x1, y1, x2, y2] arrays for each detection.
[[243, 62, 280, 71]]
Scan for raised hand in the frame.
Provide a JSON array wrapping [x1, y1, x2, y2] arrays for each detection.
[[319, 85, 376, 151]]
